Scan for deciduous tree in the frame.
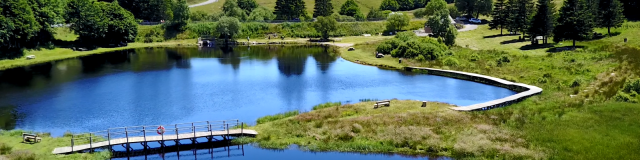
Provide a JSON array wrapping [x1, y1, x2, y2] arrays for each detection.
[[248, 6, 276, 21], [396, 0, 414, 10], [385, 12, 410, 32], [425, 0, 447, 15], [216, 16, 242, 43], [339, 0, 365, 20], [313, 16, 338, 40], [238, 0, 258, 14], [380, 0, 400, 11], [172, 0, 189, 30]]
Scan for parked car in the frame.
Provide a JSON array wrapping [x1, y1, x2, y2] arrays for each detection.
[[469, 18, 482, 24], [456, 16, 468, 21]]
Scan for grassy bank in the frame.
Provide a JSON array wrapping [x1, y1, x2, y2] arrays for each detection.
[[250, 100, 545, 159], [190, 0, 385, 15], [0, 130, 109, 160], [332, 21, 640, 159]]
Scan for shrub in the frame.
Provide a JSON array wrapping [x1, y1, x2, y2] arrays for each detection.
[[394, 31, 417, 41], [416, 54, 426, 62], [190, 10, 211, 21], [376, 43, 395, 54], [570, 78, 583, 88], [256, 110, 300, 124], [313, 102, 342, 110], [413, 8, 427, 18], [537, 77, 548, 84], [0, 142, 12, 155], [443, 57, 460, 67], [613, 92, 638, 103], [332, 13, 356, 22], [448, 5, 461, 18], [366, 8, 386, 20], [470, 53, 480, 61]]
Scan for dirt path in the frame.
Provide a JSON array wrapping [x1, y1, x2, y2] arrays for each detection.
[[189, 0, 218, 7]]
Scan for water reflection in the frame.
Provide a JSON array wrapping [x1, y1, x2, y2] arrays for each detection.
[[0, 46, 516, 136], [0, 105, 19, 130]]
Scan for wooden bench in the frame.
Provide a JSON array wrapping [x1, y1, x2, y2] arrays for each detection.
[[22, 133, 41, 143], [373, 100, 391, 109]]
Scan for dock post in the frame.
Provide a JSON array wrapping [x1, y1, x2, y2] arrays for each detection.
[[192, 123, 196, 144], [107, 129, 111, 149], [241, 122, 244, 136], [143, 126, 147, 150], [89, 133, 93, 153], [71, 135, 74, 152], [125, 128, 129, 152]]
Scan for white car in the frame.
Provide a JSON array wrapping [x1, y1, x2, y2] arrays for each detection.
[[469, 18, 482, 24]]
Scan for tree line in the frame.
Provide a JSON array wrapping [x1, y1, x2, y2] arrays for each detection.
[[489, 0, 626, 47], [0, 0, 191, 59]]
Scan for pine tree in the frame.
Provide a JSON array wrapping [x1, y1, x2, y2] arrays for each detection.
[[506, 0, 534, 38], [489, 0, 508, 35], [528, 0, 555, 44], [313, 0, 334, 17], [598, 0, 625, 35], [554, 0, 595, 47], [274, 0, 306, 20]]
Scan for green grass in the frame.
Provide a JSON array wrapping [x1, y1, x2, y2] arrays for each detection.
[[0, 130, 110, 160], [251, 100, 545, 158], [333, 21, 640, 159], [312, 102, 342, 110], [256, 110, 300, 124], [190, 0, 384, 16]]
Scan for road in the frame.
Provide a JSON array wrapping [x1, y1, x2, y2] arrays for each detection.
[[189, 0, 218, 8]]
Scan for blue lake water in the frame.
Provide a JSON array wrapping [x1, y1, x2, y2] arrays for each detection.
[[0, 46, 516, 159]]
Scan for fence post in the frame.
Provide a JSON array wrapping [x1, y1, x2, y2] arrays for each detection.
[[226, 124, 230, 140], [89, 133, 93, 153], [125, 128, 129, 151], [107, 129, 111, 148], [241, 122, 244, 136], [175, 124, 179, 141], [71, 135, 74, 152], [143, 126, 146, 148]]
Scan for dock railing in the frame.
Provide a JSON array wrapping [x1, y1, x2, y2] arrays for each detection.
[[68, 119, 245, 153]]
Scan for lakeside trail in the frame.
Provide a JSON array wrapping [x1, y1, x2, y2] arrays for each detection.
[[188, 0, 218, 7]]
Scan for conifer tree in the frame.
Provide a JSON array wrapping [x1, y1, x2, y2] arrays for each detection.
[[506, 0, 534, 38], [553, 0, 595, 47], [313, 0, 334, 17], [489, 0, 508, 35], [598, 0, 625, 35], [274, 0, 306, 20], [528, 0, 555, 44]]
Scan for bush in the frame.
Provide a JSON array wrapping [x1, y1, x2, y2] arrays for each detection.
[[332, 13, 357, 22], [256, 110, 300, 124], [190, 10, 211, 21], [394, 31, 417, 41], [613, 92, 638, 103], [470, 53, 480, 61], [416, 54, 426, 61], [376, 43, 395, 54], [366, 8, 386, 20], [0, 142, 12, 155], [448, 5, 461, 18], [537, 77, 548, 84], [443, 57, 460, 67], [570, 78, 583, 88], [413, 8, 427, 18], [313, 102, 342, 110]]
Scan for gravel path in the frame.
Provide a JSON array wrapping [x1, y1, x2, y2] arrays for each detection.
[[189, 0, 218, 7]]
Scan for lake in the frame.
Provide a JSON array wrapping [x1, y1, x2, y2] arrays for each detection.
[[0, 46, 515, 159]]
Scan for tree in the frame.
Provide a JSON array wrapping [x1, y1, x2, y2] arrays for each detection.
[[427, 9, 451, 38], [425, 0, 447, 15], [554, 0, 595, 47], [414, 0, 427, 8], [397, 0, 414, 10], [366, 7, 386, 20], [28, 0, 65, 45], [528, 0, 555, 44], [385, 12, 410, 32], [238, 0, 258, 14], [413, 8, 427, 18], [66, 0, 108, 44], [248, 6, 276, 21], [216, 16, 242, 43], [448, 5, 462, 18], [489, 0, 508, 34], [455, 0, 493, 18], [598, 0, 625, 35], [118, 0, 173, 21], [380, 0, 400, 11], [339, 0, 365, 20], [444, 23, 458, 46], [104, 1, 138, 43], [274, 0, 307, 20], [224, 0, 248, 19], [172, 0, 189, 30], [0, 0, 40, 56], [506, 0, 534, 38], [313, 16, 338, 40], [313, 0, 334, 17]]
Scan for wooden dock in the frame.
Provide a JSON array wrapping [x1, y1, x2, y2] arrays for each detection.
[[405, 67, 543, 111], [52, 120, 256, 154]]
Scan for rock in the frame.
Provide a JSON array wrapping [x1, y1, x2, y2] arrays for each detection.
[[570, 95, 577, 98], [348, 47, 355, 51], [376, 53, 384, 58], [26, 55, 36, 59]]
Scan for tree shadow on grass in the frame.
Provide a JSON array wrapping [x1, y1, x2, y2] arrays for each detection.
[[546, 46, 586, 53], [164, 28, 180, 40], [483, 34, 518, 39], [519, 43, 556, 51], [500, 39, 526, 45]]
